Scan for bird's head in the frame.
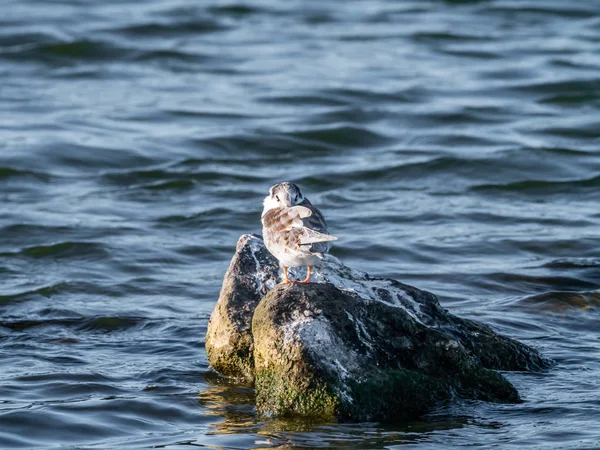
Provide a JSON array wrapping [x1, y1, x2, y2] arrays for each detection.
[[262, 182, 304, 214]]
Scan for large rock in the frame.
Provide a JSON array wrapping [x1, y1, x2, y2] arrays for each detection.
[[207, 234, 550, 421]]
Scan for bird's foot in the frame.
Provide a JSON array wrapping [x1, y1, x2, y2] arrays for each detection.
[[280, 266, 297, 284], [297, 266, 312, 283]]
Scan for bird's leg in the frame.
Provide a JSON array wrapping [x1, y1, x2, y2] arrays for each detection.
[[281, 266, 293, 284], [299, 266, 312, 284]]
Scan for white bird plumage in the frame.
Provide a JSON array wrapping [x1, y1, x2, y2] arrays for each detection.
[[261, 182, 337, 283]]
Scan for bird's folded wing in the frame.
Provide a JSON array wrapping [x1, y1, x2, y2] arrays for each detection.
[[262, 206, 313, 232], [262, 206, 337, 253]]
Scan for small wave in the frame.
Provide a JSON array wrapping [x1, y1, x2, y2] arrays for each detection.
[[519, 291, 600, 313], [132, 49, 208, 64], [155, 208, 252, 234], [0, 282, 70, 304], [539, 92, 600, 107], [76, 316, 149, 332], [0, 317, 80, 332], [163, 108, 251, 119], [288, 125, 392, 148], [207, 4, 262, 16], [0, 167, 50, 181], [103, 167, 264, 189], [300, 155, 494, 187], [527, 147, 596, 157], [112, 18, 227, 37], [512, 78, 600, 96], [1, 36, 216, 69], [201, 125, 392, 153], [472, 175, 600, 194], [1, 373, 123, 405], [259, 93, 348, 107], [0, 224, 77, 246], [1, 39, 131, 64], [543, 259, 600, 270], [487, 5, 599, 19], [416, 109, 506, 125], [537, 123, 600, 140], [316, 86, 429, 105], [193, 133, 329, 157], [487, 272, 599, 294], [142, 179, 197, 191], [411, 31, 490, 43], [0, 315, 159, 334], [3, 241, 109, 260], [0, 281, 129, 306]]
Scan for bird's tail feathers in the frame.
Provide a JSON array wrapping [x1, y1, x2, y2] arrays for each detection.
[[300, 229, 338, 245]]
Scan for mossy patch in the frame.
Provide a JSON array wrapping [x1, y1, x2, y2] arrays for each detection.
[[453, 364, 520, 403], [206, 334, 255, 380], [343, 369, 449, 422], [255, 368, 339, 420]]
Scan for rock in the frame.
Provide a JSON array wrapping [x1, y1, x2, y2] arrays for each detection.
[[205, 234, 279, 379], [206, 234, 550, 421]]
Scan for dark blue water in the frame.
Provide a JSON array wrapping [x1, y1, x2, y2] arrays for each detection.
[[2, 0, 600, 448]]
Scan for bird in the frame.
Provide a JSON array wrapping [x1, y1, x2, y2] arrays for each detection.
[[261, 182, 337, 284]]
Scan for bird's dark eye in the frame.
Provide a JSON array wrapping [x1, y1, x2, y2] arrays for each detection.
[[294, 195, 298, 201], [275, 195, 280, 202]]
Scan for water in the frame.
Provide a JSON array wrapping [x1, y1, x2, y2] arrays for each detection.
[[1, 0, 600, 447]]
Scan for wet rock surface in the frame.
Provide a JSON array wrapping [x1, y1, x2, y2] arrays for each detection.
[[207, 234, 550, 421]]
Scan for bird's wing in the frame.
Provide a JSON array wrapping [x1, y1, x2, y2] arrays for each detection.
[[262, 205, 337, 255], [261, 206, 313, 233], [297, 198, 337, 254], [298, 199, 329, 234]]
